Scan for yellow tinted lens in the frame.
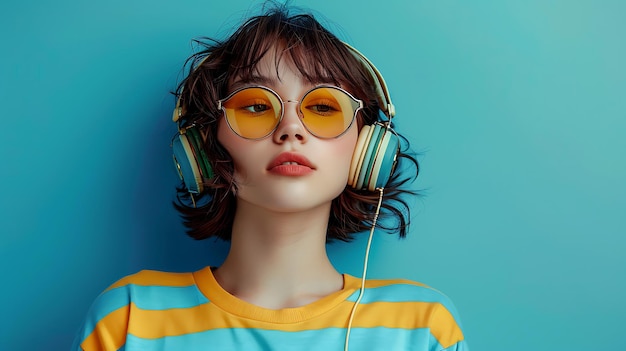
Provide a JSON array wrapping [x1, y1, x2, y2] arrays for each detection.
[[222, 88, 282, 139], [301, 87, 359, 138]]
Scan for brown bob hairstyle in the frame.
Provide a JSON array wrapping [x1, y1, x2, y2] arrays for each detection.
[[173, 4, 419, 242]]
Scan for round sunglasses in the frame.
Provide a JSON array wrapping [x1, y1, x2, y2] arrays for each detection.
[[217, 85, 363, 139]]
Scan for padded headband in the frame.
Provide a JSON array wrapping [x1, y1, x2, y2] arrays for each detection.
[[342, 43, 396, 119]]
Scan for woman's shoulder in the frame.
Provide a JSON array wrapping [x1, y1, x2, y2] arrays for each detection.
[[85, 268, 207, 321], [73, 268, 210, 350], [346, 275, 465, 327], [348, 276, 468, 350], [104, 268, 199, 292], [348, 275, 458, 306]]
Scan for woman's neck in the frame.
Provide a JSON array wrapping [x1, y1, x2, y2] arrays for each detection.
[[213, 198, 343, 309]]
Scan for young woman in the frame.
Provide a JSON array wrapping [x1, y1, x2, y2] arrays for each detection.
[[73, 5, 468, 351]]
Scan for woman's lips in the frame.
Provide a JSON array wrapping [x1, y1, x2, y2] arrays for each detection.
[[268, 152, 315, 176]]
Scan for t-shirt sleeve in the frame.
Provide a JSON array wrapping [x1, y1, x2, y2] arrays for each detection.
[[72, 282, 131, 351], [429, 293, 469, 351]]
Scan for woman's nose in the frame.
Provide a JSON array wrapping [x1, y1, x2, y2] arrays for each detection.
[[273, 101, 307, 142]]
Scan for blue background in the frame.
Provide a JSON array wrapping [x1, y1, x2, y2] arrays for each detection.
[[1, 0, 624, 350]]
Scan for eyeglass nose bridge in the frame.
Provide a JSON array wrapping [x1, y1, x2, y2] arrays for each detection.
[[273, 99, 308, 139], [281, 99, 304, 119]]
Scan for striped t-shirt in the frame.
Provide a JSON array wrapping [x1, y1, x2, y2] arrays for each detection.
[[73, 266, 467, 350]]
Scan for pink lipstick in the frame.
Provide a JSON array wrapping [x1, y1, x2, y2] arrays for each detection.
[[268, 152, 315, 176]]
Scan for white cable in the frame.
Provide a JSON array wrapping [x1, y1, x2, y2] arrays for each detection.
[[344, 188, 384, 351]]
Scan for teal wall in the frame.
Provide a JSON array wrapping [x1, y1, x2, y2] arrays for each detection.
[[2, 1, 624, 350]]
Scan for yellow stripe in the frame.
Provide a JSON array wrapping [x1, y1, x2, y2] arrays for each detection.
[[346, 301, 463, 347], [127, 301, 353, 338], [106, 270, 195, 291], [127, 300, 463, 345], [81, 306, 129, 351], [429, 302, 465, 348]]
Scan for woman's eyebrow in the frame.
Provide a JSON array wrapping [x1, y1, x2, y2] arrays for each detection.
[[230, 75, 279, 90]]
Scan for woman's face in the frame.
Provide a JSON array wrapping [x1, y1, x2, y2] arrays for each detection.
[[217, 50, 359, 213]]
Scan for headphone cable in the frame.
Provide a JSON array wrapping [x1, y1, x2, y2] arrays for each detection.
[[344, 187, 384, 351]]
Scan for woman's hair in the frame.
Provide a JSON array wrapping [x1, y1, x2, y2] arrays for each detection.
[[173, 4, 419, 242]]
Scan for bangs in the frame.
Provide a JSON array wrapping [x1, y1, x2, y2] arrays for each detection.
[[224, 13, 365, 92], [177, 7, 380, 129]]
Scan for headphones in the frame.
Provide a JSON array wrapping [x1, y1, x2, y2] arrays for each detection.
[[172, 43, 399, 195]]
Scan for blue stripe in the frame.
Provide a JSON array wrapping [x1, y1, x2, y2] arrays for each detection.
[[91, 284, 208, 316], [128, 285, 209, 310], [126, 327, 440, 351], [87, 286, 131, 324], [75, 287, 129, 348], [77, 284, 208, 344], [347, 283, 464, 326], [443, 339, 470, 351]]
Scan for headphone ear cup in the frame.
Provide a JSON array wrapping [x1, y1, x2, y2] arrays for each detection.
[[367, 128, 399, 191], [348, 125, 373, 188], [348, 124, 399, 191], [356, 124, 385, 190], [172, 128, 213, 194], [185, 127, 214, 180]]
